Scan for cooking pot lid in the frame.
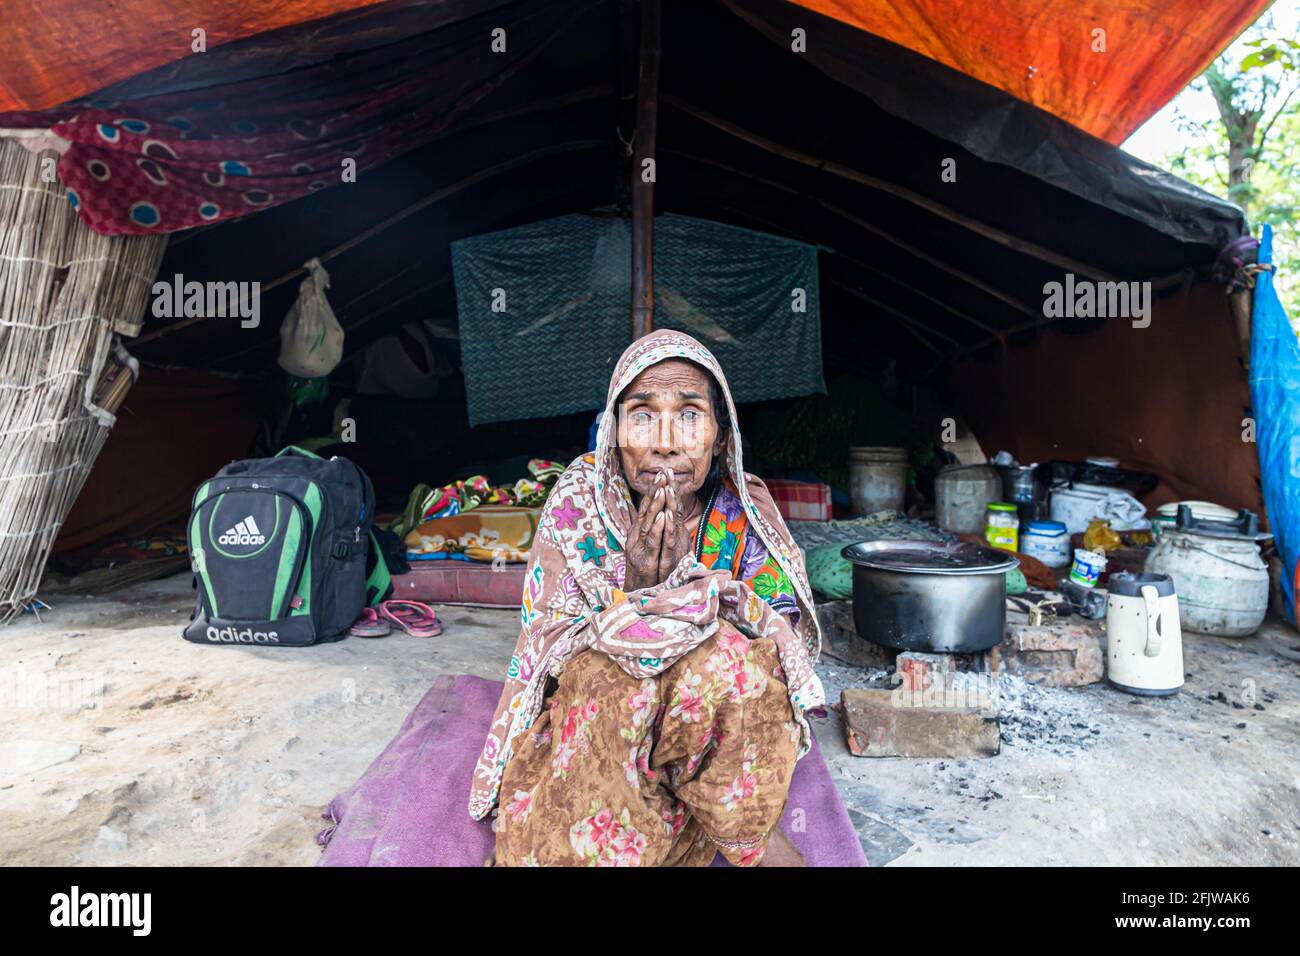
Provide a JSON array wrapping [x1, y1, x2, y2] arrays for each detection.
[[841, 539, 1019, 574]]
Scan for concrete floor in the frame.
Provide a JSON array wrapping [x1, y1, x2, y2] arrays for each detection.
[[2, 571, 1298, 866]]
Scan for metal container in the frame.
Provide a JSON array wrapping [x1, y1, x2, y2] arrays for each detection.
[[848, 446, 908, 514], [842, 539, 1018, 652], [1145, 529, 1269, 637], [934, 464, 1000, 534]]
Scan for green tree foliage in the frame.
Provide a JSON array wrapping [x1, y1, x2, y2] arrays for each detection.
[[1161, 16, 1300, 319]]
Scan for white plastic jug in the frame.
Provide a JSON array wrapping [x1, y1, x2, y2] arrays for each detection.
[[1106, 572, 1183, 696]]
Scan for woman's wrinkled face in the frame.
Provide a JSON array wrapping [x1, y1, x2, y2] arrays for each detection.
[[616, 359, 726, 499]]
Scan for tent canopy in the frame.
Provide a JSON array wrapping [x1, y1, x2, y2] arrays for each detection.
[[28, 0, 1241, 376], [2, 0, 1261, 548], [1, 0, 1272, 145], [792, 0, 1274, 144]]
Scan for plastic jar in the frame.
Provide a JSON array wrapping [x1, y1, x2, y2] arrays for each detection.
[[985, 502, 1019, 552], [1021, 520, 1070, 568], [1070, 548, 1107, 588]]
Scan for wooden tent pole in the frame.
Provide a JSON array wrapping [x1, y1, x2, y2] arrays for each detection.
[[830, 249, 1000, 337], [832, 280, 960, 348], [333, 276, 452, 336], [630, 0, 661, 339], [816, 197, 1042, 320], [214, 275, 453, 365]]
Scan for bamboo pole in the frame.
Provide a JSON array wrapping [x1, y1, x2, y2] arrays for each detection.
[[831, 280, 959, 351], [664, 96, 1128, 284], [630, 0, 661, 340], [663, 147, 1043, 319], [692, 195, 1002, 338], [166, 86, 618, 253], [1229, 287, 1253, 370], [929, 275, 1199, 374]]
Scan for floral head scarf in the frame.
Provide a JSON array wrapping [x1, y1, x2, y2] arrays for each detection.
[[469, 329, 824, 820]]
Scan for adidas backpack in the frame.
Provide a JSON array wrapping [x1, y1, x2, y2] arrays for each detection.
[[183, 446, 390, 647]]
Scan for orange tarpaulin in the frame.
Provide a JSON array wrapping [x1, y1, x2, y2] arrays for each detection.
[[0, 0, 385, 112], [792, 0, 1275, 143]]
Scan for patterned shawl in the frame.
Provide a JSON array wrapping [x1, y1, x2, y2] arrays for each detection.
[[468, 330, 825, 820]]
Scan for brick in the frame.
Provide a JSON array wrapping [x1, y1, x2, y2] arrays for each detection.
[[895, 651, 953, 692], [841, 687, 1000, 758], [989, 619, 1104, 687], [814, 601, 1103, 688]]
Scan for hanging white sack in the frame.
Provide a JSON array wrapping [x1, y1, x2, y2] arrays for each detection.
[[277, 258, 343, 377]]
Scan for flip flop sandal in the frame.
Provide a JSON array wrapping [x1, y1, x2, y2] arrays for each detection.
[[348, 607, 392, 638], [379, 600, 443, 638]]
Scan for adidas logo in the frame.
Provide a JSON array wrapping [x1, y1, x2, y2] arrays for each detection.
[[205, 625, 280, 644], [218, 515, 265, 546]]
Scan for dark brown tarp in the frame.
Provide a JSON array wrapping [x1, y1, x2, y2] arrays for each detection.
[[950, 282, 1261, 515], [54, 369, 269, 552]]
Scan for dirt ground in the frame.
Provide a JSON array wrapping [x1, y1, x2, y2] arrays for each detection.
[[2, 571, 1298, 866]]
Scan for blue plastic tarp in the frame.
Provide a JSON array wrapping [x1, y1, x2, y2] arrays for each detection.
[[1248, 224, 1298, 623]]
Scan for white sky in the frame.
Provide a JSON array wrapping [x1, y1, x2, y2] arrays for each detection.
[[1122, 0, 1299, 165]]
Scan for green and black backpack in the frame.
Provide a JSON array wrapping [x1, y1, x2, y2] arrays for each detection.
[[183, 446, 390, 647]]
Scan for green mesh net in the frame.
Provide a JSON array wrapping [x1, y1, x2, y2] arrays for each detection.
[[451, 210, 825, 425]]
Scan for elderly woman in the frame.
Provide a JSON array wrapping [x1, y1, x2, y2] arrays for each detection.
[[468, 330, 824, 866]]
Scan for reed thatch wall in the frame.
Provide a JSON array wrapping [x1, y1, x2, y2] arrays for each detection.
[[0, 137, 166, 622]]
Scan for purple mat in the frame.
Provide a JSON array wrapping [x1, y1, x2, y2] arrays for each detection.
[[316, 674, 867, 867]]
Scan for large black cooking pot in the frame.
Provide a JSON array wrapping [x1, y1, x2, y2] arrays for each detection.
[[841, 540, 1018, 652]]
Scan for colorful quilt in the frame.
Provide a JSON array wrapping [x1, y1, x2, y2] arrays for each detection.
[[404, 506, 541, 564], [391, 458, 562, 539]]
